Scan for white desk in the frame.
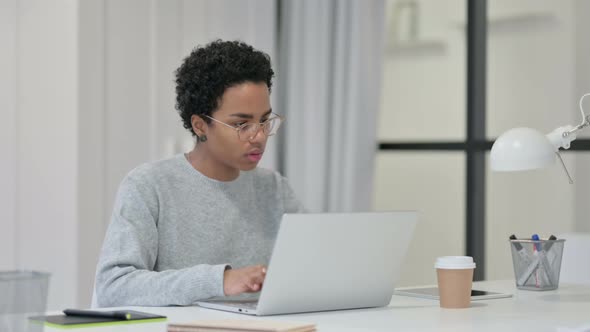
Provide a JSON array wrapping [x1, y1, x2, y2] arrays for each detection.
[[45, 280, 590, 332]]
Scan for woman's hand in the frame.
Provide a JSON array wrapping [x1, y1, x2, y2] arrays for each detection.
[[223, 265, 267, 296]]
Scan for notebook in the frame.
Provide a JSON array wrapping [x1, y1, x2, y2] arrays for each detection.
[[197, 211, 417, 316], [29, 310, 166, 329], [167, 319, 315, 332]]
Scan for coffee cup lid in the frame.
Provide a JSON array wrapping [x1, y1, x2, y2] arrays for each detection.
[[434, 256, 476, 269]]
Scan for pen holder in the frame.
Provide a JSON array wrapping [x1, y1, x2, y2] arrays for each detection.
[[509, 239, 565, 291], [0, 271, 50, 332]]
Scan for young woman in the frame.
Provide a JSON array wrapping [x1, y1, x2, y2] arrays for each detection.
[[94, 40, 304, 307]]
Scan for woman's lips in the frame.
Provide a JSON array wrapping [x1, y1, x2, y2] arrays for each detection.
[[247, 152, 263, 162]]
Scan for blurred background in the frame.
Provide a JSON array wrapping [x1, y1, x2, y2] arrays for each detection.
[[1, 0, 589, 310]]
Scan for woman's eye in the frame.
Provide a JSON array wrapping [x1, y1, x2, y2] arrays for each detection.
[[235, 122, 247, 127]]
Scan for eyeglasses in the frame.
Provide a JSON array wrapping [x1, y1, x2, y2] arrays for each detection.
[[203, 113, 284, 142]]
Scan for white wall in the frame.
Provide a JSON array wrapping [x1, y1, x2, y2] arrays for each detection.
[[1, 0, 276, 309], [0, 0, 79, 310], [77, 0, 106, 308], [0, 0, 18, 271]]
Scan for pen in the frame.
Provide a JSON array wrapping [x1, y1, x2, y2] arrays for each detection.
[[532, 234, 541, 287], [509, 234, 531, 264], [531, 234, 541, 251], [544, 235, 557, 251], [63, 309, 132, 320], [534, 234, 555, 287], [513, 234, 538, 286], [545, 234, 558, 261]]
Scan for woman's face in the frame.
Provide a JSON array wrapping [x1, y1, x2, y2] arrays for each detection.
[[201, 81, 272, 172]]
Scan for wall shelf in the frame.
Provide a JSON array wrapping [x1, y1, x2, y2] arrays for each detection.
[[385, 40, 446, 57], [453, 12, 556, 30]]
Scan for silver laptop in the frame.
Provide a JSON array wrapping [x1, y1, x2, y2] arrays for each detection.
[[196, 211, 417, 316]]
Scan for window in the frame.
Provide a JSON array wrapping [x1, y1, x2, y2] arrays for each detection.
[[374, 0, 590, 284]]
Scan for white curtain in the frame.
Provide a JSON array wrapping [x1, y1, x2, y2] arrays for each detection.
[[277, 0, 386, 212]]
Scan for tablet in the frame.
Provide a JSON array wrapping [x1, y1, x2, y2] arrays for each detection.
[[395, 287, 512, 300]]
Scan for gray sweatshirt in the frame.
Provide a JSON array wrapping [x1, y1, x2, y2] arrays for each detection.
[[94, 154, 304, 307]]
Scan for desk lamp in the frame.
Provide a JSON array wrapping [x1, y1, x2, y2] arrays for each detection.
[[490, 93, 590, 183]]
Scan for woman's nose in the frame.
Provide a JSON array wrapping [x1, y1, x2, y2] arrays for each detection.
[[249, 125, 268, 143]]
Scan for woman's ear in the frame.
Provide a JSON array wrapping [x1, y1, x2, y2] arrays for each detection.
[[191, 115, 207, 137]]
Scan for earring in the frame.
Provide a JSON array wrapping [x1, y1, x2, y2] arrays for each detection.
[[199, 135, 207, 142]]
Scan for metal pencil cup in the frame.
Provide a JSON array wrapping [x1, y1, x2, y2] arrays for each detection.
[[0, 271, 50, 332], [509, 239, 565, 291]]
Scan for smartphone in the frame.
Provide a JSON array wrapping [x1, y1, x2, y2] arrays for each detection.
[[395, 287, 512, 300]]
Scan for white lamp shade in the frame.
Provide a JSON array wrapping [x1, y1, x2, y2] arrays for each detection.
[[490, 127, 556, 171]]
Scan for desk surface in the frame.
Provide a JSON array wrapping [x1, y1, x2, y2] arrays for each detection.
[[45, 280, 590, 332]]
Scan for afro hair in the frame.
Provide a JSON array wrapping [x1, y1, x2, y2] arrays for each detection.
[[175, 40, 275, 136]]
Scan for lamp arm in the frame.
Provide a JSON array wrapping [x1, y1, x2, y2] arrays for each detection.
[[567, 118, 590, 136], [565, 93, 590, 136], [543, 93, 590, 185], [545, 126, 576, 184], [546, 93, 590, 150]]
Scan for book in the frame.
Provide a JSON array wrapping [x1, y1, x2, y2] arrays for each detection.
[[167, 319, 316, 332], [29, 310, 166, 329]]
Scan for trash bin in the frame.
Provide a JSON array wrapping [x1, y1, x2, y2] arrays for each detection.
[[509, 238, 565, 291], [0, 271, 50, 332]]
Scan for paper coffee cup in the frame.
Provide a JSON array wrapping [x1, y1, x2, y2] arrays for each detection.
[[435, 256, 476, 309]]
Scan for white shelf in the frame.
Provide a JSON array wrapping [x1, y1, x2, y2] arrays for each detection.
[[385, 40, 446, 57], [453, 11, 556, 30]]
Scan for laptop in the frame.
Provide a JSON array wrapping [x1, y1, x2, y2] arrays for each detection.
[[196, 211, 417, 316]]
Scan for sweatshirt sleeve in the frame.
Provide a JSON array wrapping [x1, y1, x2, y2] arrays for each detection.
[[94, 173, 228, 307]]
